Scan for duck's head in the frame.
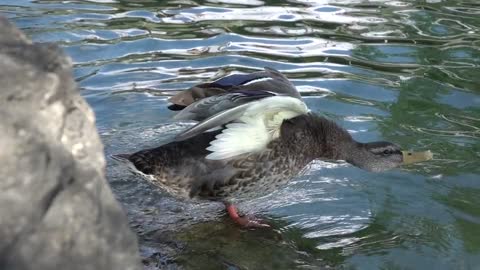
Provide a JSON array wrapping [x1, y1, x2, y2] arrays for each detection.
[[281, 114, 432, 172], [346, 141, 432, 172]]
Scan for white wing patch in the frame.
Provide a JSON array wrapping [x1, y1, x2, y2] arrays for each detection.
[[205, 96, 309, 160], [206, 119, 268, 160], [242, 77, 273, 86]]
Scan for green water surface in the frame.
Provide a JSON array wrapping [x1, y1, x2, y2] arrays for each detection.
[[2, 0, 480, 269]]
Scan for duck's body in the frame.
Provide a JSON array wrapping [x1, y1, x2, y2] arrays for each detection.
[[126, 130, 301, 202], [116, 67, 432, 227], [122, 114, 351, 202]]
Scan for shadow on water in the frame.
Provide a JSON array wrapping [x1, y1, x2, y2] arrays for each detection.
[[139, 211, 401, 269], [5, 0, 480, 269], [141, 218, 327, 270]]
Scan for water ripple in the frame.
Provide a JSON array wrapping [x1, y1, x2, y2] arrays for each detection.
[[6, 0, 480, 268]]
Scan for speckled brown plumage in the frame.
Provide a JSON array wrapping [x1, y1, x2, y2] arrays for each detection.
[[122, 113, 355, 203]]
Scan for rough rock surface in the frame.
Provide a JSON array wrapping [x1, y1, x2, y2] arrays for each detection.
[[0, 17, 141, 270]]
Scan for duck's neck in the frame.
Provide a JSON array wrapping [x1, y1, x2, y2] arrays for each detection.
[[310, 127, 374, 171], [312, 130, 362, 164], [279, 114, 365, 166]]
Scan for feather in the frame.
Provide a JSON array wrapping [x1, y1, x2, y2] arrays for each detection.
[[174, 102, 252, 142], [242, 77, 273, 86], [212, 72, 269, 87], [167, 67, 301, 112], [205, 96, 309, 160], [174, 90, 278, 141], [173, 90, 276, 121], [206, 119, 268, 160]]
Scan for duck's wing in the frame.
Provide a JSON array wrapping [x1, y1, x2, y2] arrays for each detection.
[[168, 67, 300, 110], [174, 89, 276, 121], [206, 96, 309, 160], [174, 90, 277, 141], [246, 67, 301, 98]]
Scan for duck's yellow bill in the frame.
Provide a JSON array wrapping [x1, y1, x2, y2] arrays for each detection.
[[402, 150, 433, 164]]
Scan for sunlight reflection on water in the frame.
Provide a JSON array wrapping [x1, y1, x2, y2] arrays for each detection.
[[7, 0, 480, 268]]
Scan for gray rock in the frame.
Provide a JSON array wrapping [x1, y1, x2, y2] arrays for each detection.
[[0, 17, 141, 270]]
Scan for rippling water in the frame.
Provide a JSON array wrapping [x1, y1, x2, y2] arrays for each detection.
[[3, 0, 480, 269]]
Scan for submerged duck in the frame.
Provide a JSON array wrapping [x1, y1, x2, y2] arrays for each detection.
[[115, 67, 432, 228]]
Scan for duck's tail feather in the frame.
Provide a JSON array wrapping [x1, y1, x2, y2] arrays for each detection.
[[110, 153, 156, 181], [110, 153, 131, 162]]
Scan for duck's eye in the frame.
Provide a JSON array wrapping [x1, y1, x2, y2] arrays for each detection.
[[383, 149, 392, 155]]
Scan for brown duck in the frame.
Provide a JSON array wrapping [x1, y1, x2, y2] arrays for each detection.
[[114, 67, 432, 228]]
